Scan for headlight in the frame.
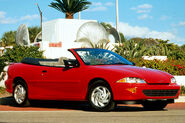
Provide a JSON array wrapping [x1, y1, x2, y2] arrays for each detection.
[[171, 77, 176, 83], [116, 77, 146, 83]]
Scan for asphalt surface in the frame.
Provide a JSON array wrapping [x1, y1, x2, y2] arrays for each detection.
[[0, 96, 185, 123]]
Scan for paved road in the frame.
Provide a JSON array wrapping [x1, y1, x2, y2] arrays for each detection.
[[0, 110, 185, 123], [0, 96, 185, 123]]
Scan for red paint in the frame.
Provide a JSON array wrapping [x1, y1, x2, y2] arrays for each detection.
[[5, 49, 180, 102]]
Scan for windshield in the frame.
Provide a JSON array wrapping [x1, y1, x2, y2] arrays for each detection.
[[75, 49, 133, 65]]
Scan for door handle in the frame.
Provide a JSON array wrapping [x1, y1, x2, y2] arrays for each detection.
[[42, 70, 47, 73]]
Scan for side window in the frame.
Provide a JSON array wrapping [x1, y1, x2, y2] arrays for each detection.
[[58, 51, 77, 66]]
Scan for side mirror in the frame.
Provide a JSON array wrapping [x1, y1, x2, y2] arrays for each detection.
[[132, 62, 136, 66], [64, 59, 79, 69]]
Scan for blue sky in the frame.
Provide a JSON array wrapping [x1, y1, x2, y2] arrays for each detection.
[[0, 0, 185, 45]]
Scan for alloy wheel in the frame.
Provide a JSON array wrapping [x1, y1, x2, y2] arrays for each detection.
[[14, 84, 26, 104], [91, 86, 111, 108]]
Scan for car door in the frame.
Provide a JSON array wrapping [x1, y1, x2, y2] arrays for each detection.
[[37, 65, 83, 100], [24, 64, 45, 99]]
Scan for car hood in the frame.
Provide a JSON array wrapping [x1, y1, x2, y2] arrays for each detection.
[[92, 65, 172, 84]]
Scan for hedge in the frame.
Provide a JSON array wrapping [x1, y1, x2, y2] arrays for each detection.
[[0, 57, 5, 73], [181, 86, 185, 95], [130, 58, 185, 75], [3, 45, 43, 63], [0, 46, 43, 73]]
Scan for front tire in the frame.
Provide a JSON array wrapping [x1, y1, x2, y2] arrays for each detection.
[[13, 80, 30, 106], [88, 81, 115, 112], [142, 101, 168, 110]]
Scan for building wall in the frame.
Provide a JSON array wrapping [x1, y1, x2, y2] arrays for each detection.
[[41, 19, 97, 58]]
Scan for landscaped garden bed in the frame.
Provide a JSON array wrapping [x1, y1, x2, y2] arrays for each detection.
[[181, 86, 185, 96], [0, 87, 11, 98], [130, 58, 185, 75]]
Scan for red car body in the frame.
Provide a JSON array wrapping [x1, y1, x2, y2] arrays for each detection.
[[5, 48, 180, 104]]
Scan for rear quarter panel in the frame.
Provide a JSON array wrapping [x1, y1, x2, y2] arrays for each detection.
[[7, 63, 43, 98]]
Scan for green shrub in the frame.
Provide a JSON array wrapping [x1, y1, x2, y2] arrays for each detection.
[[181, 86, 185, 95], [0, 57, 5, 73], [2, 45, 44, 63], [130, 58, 185, 75], [168, 51, 185, 60], [0, 87, 6, 94]]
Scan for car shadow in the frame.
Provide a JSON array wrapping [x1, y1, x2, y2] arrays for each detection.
[[0, 96, 167, 112]]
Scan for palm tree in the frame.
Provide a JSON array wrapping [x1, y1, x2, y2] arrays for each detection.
[[0, 31, 16, 47], [49, 0, 91, 19], [114, 40, 148, 59], [78, 37, 110, 49], [28, 26, 41, 43]]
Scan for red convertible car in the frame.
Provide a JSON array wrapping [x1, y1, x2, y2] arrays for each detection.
[[5, 48, 180, 111]]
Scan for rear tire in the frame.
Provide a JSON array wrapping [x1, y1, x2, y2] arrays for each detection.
[[13, 80, 30, 106], [88, 80, 115, 112], [142, 101, 168, 110]]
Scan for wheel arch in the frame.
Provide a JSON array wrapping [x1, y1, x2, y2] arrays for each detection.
[[13, 76, 30, 106], [86, 77, 113, 99], [13, 77, 27, 88]]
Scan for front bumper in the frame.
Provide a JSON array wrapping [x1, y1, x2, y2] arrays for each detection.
[[113, 83, 181, 101]]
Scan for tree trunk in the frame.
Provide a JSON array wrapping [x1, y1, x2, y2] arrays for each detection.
[[66, 12, 73, 19]]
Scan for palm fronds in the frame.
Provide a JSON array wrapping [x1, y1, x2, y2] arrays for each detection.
[[49, 0, 91, 18]]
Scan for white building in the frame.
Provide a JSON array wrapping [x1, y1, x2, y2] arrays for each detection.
[[41, 19, 97, 58]]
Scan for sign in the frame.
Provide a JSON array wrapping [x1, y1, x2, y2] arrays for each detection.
[[49, 42, 62, 47]]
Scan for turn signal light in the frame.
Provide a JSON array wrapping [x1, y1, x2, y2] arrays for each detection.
[[127, 88, 137, 93]]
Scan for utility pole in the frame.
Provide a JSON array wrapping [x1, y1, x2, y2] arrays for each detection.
[[35, 3, 42, 31], [116, 0, 119, 31]]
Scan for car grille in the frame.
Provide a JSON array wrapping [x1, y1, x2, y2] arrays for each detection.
[[143, 89, 179, 97]]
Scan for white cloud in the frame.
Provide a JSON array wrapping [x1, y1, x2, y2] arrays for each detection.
[[138, 14, 152, 20], [131, 4, 153, 15], [171, 21, 185, 27], [147, 31, 175, 40], [88, 2, 114, 12], [178, 21, 185, 26], [131, 4, 153, 10], [0, 11, 17, 24], [0, 11, 39, 24], [138, 4, 153, 9], [174, 37, 185, 45], [87, 6, 107, 12], [92, 2, 102, 6], [0, 11, 6, 18], [119, 22, 150, 38], [118, 22, 176, 41], [130, 7, 136, 10], [0, 19, 17, 24], [20, 14, 39, 21], [137, 9, 151, 13], [105, 2, 114, 6]]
